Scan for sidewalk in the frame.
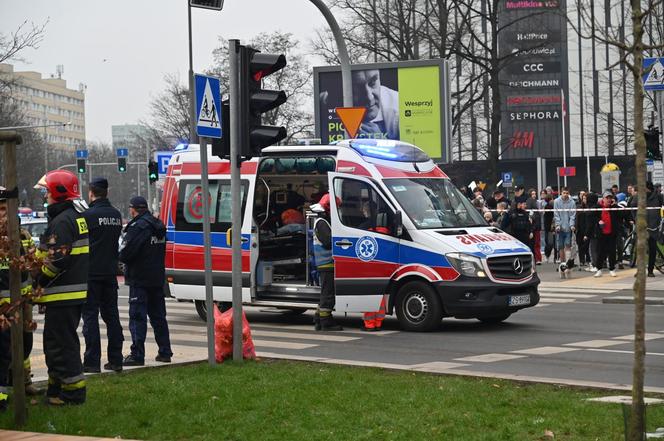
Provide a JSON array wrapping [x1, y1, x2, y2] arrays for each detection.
[[535, 260, 664, 292], [0, 430, 138, 440]]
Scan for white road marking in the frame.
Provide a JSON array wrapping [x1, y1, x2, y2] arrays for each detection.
[[539, 293, 597, 299], [536, 298, 576, 303], [612, 333, 664, 341], [586, 348, 664, 357], [564, 339, 626, 348], [410, 361, 469, 371], [251, 330, 359, 342], [454, 353, 526, 363], [251, 339, 318, 350], [510, 346, 581, 355]]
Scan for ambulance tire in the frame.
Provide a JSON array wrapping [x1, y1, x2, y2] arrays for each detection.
[[395, 281, 443, 332], [195, 300, 232, 322]]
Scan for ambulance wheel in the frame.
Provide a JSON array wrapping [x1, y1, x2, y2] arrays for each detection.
[[395, 281, 442, 332], [477, 314, 511, 324], [195, 300, 232, 322]]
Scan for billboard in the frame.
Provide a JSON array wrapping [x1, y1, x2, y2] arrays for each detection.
[[314, 59, 452, 162], [498, 0, 570, 159]]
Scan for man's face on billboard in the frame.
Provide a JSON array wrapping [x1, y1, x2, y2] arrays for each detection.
[[352, 69, 381, 121]]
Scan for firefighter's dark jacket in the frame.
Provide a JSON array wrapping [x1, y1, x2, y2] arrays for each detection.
[[119, 211, 166, 288], [34, 200, 89, 305], [83, 198, 122, 279]]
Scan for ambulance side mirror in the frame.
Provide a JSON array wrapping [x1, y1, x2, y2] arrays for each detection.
[[393, 210, 403, 237]]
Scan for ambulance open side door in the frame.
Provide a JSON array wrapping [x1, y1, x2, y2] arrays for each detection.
[[328, 172, 400, 312]]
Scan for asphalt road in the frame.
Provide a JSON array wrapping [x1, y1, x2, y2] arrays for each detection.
[[26, 264, 664, 392]]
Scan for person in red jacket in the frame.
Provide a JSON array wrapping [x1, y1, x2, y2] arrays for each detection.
[[594, 192, 620, 278]]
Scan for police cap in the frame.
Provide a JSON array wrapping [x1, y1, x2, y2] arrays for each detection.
[[129, 196, 148, 209]]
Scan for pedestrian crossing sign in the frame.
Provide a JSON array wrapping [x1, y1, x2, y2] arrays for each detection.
[[643, 58, 664, 91], [194, 74, 222, 138]]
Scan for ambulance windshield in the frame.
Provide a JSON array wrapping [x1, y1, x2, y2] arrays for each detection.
[[385, 179, 487, 229]]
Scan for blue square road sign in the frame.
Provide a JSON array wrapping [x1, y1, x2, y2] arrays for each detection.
[[194, 74, 222, 138]]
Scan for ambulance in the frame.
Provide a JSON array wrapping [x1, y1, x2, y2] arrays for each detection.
[[160, 139, 539, 331]]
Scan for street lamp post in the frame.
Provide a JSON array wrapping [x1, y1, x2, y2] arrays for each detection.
[[308, 0, 353, 108]]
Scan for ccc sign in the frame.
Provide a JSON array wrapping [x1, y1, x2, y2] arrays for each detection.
[[505, 61, 561, 75]]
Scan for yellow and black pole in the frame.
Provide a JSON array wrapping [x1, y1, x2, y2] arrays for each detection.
[[0, 130, 26, 427]]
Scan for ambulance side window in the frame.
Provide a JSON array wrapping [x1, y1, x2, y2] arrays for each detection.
[[176, 179, 247, 232], [334, 178, 394, 235]]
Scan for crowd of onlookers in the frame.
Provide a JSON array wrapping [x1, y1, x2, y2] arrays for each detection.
[[463, 182, 664, 279]]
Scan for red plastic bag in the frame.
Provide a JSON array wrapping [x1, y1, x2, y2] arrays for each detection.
[[214, 307, 256, 363]]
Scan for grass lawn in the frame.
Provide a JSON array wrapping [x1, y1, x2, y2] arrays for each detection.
[[1, 360, 663, 440]]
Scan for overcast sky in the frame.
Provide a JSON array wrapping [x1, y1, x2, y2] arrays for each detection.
[[0, 0, 327, 144]]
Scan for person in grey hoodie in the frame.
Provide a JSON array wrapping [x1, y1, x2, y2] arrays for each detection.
[[553, 187, 576, 273]]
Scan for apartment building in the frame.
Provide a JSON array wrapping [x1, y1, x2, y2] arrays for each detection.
[[1, 63, 86, 150]]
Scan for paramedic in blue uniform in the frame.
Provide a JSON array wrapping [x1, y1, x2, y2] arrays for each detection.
[[120, 196, 173, 366], [82, 177, 124, 373], [311, 194, 343, 331]]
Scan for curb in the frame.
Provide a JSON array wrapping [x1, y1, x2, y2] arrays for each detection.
[[602, 296, 664, 305]]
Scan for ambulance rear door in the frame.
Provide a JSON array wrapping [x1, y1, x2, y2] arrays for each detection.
[[328, 172, 400, 312]]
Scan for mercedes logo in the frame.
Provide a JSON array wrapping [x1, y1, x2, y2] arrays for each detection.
[[513, 258, 524, 274]]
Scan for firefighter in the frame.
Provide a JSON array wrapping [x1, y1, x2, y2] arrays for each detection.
[[33, 170, 89, 406], [82, 177, 124, 373], [120, 196, 172, 366], [0, 187, 41, 411], [310, 194, 342, 331]]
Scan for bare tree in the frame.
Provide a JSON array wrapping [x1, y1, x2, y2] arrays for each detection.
[[146, 73, 191, 143], [0, 20, 47, 64], [572, 0, 664, 438], [208, 31, 315, 143]]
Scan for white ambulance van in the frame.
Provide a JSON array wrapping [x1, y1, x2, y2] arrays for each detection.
[[160, 139, 539, 331]]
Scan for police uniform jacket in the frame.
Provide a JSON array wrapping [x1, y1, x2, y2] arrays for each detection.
[[0, 228, 33, 305], [84, 198, 122, 279], [34, 200, 89, 306], [119, 211, 166, 288]]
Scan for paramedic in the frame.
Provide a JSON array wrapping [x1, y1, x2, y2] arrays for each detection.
[[311, 194, 343, 331], [33, 170, 89, 405], [120, 196, 173, 366], [82, 177, 124, 373]]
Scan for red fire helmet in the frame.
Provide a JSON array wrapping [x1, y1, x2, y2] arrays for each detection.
[[34, 170, 80, 202]]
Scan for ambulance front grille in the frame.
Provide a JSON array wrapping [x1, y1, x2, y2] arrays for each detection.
[[487, 254, 532, 280]]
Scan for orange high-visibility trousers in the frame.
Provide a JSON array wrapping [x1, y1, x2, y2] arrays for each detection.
[[363, 295, 387, 330]]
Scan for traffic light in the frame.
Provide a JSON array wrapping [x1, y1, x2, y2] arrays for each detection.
[[76, 158, 86, 174], [148, 160, 159, 183], [240, 46, 287, 157], [211, 100, 230, 159], [646, 127, 661, 161], [117, 157, 127, 173]]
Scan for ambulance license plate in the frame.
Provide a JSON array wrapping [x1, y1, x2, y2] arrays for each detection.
[[508, 294, 530, 306]]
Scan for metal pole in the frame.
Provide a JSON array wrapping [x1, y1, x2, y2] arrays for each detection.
[[146, 146, 151, 211], [576, 4, 585, 157], [591, 0, 598, 156], [308, 0, 353, 107], [198, 137, 215, 366], [0, 131, 26, 426], [230, 40, 244, 362], [188, 3, 199, 144], [587, 155, 591, 191], [561, 89, 568, 187], [136, 160, 141, 197]]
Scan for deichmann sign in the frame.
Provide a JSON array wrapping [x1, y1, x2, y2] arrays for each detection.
[[314, 59, 452, 162], [507, 79, 561, 89], [504, 0, 560, 9]]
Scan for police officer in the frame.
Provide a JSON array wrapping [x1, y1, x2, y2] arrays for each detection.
[[310, 194, 342, 331], [82, 177, 124, 373], [0, 187, 41, 411], [120, 196, 172, 366], [33, 170, 89, 405]]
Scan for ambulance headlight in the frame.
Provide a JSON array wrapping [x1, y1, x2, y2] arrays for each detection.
[[446, 253, 486, 278]]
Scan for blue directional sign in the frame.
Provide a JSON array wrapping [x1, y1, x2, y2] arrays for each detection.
[[116, 148, 128, 157], [643, 58, 664, 91], [194, 74, 222, 138], [155, 151, 174, 175], [76, 149, 88, 159]]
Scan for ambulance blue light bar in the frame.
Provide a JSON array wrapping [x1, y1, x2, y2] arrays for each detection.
[[348, 139, 431, 163], [174, 143, 189, 151]]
